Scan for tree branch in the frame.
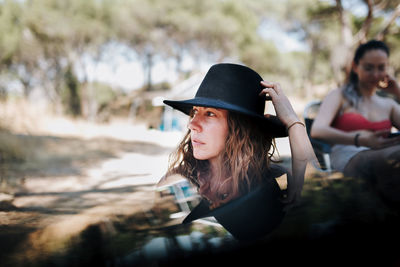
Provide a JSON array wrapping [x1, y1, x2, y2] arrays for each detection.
[[335, 0, 353, 46], [376, 3, 400, 40], [353, 0, 374, 45]]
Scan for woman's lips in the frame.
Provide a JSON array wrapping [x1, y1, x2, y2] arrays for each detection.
[[192, 139, 205, 146]]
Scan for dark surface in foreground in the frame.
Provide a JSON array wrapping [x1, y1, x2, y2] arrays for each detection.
[[2, 174, 400, 267], [165, 219, 400, 267]]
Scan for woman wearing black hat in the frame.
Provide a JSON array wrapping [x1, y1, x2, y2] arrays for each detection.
[[160, 63, 316, 241]]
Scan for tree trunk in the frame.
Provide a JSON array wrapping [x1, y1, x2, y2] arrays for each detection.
[[64, 66, 81, 117], [304, 39, 318, 99], [0, 86, 7, 101], [144, 52, 153, 91], [331, 0, 354, 86]]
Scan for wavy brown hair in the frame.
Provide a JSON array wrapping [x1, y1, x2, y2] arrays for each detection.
[[167, 111, 278, 198]]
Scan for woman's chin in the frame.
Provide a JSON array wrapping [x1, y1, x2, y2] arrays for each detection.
[[194, 156, 210, 161], [193, 153, 207, 160]]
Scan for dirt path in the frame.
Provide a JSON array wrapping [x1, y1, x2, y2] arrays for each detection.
[[0, 122, 187, 265]]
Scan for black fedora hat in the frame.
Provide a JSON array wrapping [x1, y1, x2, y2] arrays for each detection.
[[163, 63, 287, 137], [183, 165, 286, 241]]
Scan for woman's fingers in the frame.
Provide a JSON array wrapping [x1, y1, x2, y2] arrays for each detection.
[[259, 87, 278, 100], [371, 130, 400, 148], [259, 81, 286, 102], [375, 129, 391, 137], [261, 80, 281, 89], [260, 80, 300, 127], [260, 81, 283, 95], [382, 136, 400, 147], [281, 189, 301, 212]]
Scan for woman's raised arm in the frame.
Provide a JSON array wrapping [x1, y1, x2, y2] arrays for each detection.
[[260, 81, 317, 209]]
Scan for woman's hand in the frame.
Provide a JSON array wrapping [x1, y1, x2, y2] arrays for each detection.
[[259, 81, 299, 127], [281, 171, 304, 212], [359, 129, 400, 149], [378, 74, 400, 98]]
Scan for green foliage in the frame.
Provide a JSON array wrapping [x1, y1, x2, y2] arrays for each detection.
[[2, 0, 400, 115], [0, 1, 23, 65]]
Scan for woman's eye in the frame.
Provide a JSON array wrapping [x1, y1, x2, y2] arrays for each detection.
[[206, 111, 216, 117], [190, 109, 198, 117]]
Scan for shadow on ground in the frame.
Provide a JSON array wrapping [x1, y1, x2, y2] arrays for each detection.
[[0, 132, 171, 192]]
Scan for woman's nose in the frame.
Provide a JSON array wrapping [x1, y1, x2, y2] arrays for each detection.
[[372, 70, 381, 79], [188, 115, 202, 132]]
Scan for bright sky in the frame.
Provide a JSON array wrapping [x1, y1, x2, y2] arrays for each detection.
[[80, 42, 204, 91], [258, 19, 309, 53], [82, 24, 308, 91]]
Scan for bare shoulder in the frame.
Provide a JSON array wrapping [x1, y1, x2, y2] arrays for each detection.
[[313, 88, 344, 127], [375, 94, 398, 108], [320, 88, 343, 111], [324, 87, 343, 99], [372, 95, 400, 122]]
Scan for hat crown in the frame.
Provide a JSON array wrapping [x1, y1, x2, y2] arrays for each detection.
[[195, 63, 265, 116], [162, 63, 288, 137]]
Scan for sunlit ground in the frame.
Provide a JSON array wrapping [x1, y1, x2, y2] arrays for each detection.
[[1, 100, 399, 266]]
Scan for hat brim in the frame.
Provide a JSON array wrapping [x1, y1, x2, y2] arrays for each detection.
[[182, 178, 285, 241], [182, 178, 283, 224], [163, 97, 287, 138]]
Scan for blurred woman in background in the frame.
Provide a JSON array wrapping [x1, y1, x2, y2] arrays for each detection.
[[311, 40, 400, 205]]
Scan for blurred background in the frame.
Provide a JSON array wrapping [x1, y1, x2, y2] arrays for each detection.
[[1, 0, 400, 266]]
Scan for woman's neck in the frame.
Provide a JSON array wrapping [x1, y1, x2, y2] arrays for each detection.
[[208, 156, 225, 181], [357, 82, 376, 98]]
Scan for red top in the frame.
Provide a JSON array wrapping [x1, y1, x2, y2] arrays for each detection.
[[332, 112, 392, 132]]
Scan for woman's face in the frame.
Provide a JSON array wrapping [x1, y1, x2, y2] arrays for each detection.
[[353, 49, 388, 90], [188, 106, 229, 163]]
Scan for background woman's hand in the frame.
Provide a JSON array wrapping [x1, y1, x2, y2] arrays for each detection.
[[359, 129, 400, 149], [379, 74, 400, 97], [260, 81, 299, 127]]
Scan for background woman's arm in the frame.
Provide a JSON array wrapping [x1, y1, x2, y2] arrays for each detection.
[[311, 88, 359, 145], [312, 88, 400, 149]]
